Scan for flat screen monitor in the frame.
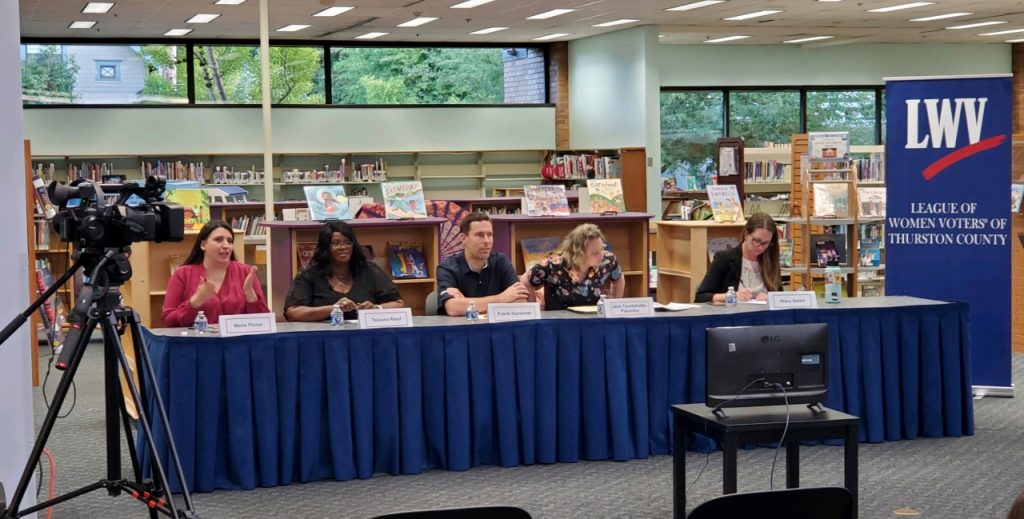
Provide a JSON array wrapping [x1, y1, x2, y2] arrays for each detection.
[[705, 323, 828, 409]]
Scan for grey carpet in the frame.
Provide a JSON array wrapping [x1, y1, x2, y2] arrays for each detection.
[[21, 341, 1024, 518]]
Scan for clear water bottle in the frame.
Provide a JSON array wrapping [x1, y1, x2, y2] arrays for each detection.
[[725, 286, 737, 308], [466, 300, 479, 321], [596, 294, 607, 317], [193, 310, 208, 335], [825, 264, 842, 303], [330, 304, 344, 326]]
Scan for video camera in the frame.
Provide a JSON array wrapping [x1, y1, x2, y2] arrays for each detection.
[[48, 175, 185, 250]]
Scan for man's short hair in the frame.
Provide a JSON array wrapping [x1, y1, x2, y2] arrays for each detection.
[[460, 212, 491, 234]]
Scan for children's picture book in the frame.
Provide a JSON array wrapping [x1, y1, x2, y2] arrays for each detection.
[[296, 242, 317, 270], [304, 185, 351, 220], [383, 181, 427, 219], [585, 179, 626, 213], [706, 184, 743, 223], [520, 236, 562, 270], [779, 239, 794, 268], [706, 237, 740, 262], [1013, 184, 1023, 212], [812, 183, 849, 218], [857, 187, 886, 218], [813, 234, 846, 267], [524, 185, 571, 217], [858, 222, 883, 249], [388, 242, 428, 279], [859, 247, 882, 267], [164, 188, 210, 232]]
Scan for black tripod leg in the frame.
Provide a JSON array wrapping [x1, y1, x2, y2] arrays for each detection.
[[125, 310, 197, 516], [4, 313, 98, 518], [103, 316, 123, 494]]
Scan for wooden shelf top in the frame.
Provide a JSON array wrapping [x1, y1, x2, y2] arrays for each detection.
[[261, 217, 447, 230], [490, 212, 653, 224], [655, 220, 746, 229]]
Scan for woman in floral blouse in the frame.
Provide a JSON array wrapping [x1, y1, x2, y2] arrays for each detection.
[[522, 223, 624, 311]]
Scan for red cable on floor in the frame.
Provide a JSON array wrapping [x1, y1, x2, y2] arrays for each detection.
[[41, 448, 55, 519]]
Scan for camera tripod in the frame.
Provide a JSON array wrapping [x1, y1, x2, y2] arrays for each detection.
[[0, 248, 198, 518]]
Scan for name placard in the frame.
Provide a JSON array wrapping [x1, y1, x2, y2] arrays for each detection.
[[605, 297, 655, 318], [358, 307, 414, 329], [767, 291, 819, 310], [488, 302, 541, 323], [218, 312, 277, 337]]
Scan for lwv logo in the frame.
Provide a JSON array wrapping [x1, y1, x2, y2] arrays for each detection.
[[905, 97, 1005, 180]]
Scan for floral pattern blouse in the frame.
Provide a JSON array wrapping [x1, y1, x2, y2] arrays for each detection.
[[527, 252, 622, 311]]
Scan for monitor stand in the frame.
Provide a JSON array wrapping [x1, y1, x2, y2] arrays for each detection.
[[807, 402, 826, 414]]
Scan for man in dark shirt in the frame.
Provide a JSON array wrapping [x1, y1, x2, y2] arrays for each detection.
[[436, 212, 529, 316]]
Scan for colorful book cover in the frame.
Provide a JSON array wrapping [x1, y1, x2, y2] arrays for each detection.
[[383, 181, 427, 219], [524, 185, 571, 217], [706, 184, 742, 223], [859, 247, 882, 267], [164, 188, 210, 232], [813, 235, 846, 267], [858, 222, 883, 249], [706, 237, 740, 262], [856, 187, 886, 218], [296, 242, 317, 270], [812, 183, 849, 218], [388, 242, 428, 279], [586, 179, 626, 213], [1013, 184, 1023, 212], [779, 239, 794, 268], [520, 236, 562, 270], [304, 185, 351, 220]]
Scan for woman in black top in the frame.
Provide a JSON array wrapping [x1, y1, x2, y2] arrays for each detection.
[[694, 212, 782, 303], [283, 221, 403, 321]]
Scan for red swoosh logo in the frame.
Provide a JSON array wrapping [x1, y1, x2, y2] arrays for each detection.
[[922, 134, 1006, 180]]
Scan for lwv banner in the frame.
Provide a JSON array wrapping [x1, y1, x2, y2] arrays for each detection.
[[885, 74, 1012, 390]]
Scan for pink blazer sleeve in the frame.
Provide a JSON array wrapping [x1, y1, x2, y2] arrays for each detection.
[[162, 265, 200, 328]]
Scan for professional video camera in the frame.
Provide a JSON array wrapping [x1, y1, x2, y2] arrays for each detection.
[[48, 175, 185, 250]]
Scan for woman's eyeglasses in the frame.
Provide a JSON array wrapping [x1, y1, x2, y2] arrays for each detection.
[[330, 240, 354, 249], [749, 237, 772, 248]]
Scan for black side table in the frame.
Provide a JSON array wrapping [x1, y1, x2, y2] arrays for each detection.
[[671, 403, 859, 519]]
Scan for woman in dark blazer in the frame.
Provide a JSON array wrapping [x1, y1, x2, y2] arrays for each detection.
[[694, 212, 781, 303]]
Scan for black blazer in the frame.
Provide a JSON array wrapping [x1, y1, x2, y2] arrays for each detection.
[[694, 246, 743, 303]]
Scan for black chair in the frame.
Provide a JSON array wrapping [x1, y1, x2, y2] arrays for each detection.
[[371, 506, 532, 519], [688, 486, 854, 519]]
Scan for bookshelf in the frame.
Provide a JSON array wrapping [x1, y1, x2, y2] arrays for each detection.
[[743, 145, 793, 218], [546, 148, 647, 212], [654, 220, 747, 304], [263, 219, 443, 318], [123, 229, 246, 328], [489, 213, 652, 299]]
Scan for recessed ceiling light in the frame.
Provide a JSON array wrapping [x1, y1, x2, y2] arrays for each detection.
[[784, 35, 834, 43], [451, 0, 494, 8], [69, 20, 97, 29], [724, 10, 782, 21], [867, 2, 934, 13], [164, 28, 193, 36], [313, 6, 353, 16], [82, 2, 114, 14], [397, 16, 438, 27], [355, 32, 389, 39], [909, 12, 972, 22], [658, 33, 668, 38], [666, 1, 724, 11], [946, 21, 1006, 29], [527, 9, 575, 20], [592, 19, 639, 28], [818, 0, 843, 2], [1006, 38, 1024, 42], [979, 28, 1024, 36], [469, 26, 508, 34], [276, 24, 310, 32], [215, 0, 246, 4], [532, 33, 569, 41], [187, 13, 220, 23], [704, 35, 750, 43]]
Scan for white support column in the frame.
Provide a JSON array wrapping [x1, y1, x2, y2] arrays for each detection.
[[259, 0, 275, 308]]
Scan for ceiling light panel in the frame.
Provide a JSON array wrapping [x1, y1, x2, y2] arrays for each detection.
[[469, 27, 508, 34], [704, 35, 750, 43], [946, 21, 1006, 29], [532, 33, 569, 40], [186, 13, 220, 23], [397, 16, 438, 27], [527, 9, 575, 20], [909, 12, 972, 22], [214, 0, 246, 4], [355, 32, 388, 39], [68, 20, 96, 29], [666, 1, 724, 12], [276, 24, 310, 32], [82, 2, 114, 14], [979, 28, 1024, 36], [867, 2, 934, 13], [313, 7, 353, 17], [724, 10, 782, 21], [592, 19, 638, 28], [451, 0, 494, 8], [784, 35, 834, 43], [164, 28, 193, 36]]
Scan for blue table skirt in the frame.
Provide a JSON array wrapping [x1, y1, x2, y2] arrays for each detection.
[[139, 303, 973, 492]]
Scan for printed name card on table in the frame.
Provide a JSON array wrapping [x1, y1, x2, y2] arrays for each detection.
[[488, 302, 541, 323], [604, 297, 655, 318], [767, 291, 819, 311], [218, 313, 277, 337], [358, 307, 414, 329]]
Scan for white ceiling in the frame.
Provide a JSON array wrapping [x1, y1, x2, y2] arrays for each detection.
[[17, 0, 1024, 45]]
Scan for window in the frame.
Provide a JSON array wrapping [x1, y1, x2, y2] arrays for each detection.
[[807, 90, 877, 145], [661, 90, 724, 190], [729, 90, 800, 146], [96, 60, 120, 81], [329, 46, 545, 105], [194, 45, 325, 104]]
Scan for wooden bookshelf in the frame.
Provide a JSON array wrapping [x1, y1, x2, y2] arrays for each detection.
[[655, 220, 747, 304]]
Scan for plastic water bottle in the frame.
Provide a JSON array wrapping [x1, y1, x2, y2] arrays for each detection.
[[466, 300, 479, 321], [193, 311, 208, 335], [725, 286, 737, 308], [330, 304, 344, 326], [825, 265, 842, 303], [596, 294, 607, 317]]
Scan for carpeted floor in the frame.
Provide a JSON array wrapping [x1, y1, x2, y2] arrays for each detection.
[[18, 341, 1024, 518]]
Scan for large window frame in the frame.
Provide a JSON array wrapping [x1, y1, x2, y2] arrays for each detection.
[[20, 38, 553, 108]]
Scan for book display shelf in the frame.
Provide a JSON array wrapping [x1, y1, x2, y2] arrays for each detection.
[[545, 148, 647, 212], [489, 213, 652, 299], [743, 145, 793, 218], [262, 219, 443, 318], [654, 220, 747, 304]]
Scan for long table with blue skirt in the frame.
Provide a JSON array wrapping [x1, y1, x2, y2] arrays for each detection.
[[138, 296, 974, 492]]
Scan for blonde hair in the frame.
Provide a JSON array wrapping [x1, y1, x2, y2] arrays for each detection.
[[558, 223, 606, 272]]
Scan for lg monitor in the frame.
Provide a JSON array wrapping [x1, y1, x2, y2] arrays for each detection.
[[705, 323, 829, 412]]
